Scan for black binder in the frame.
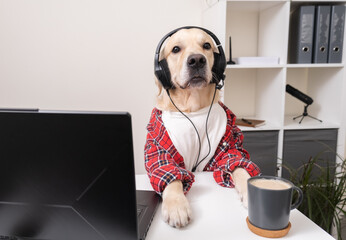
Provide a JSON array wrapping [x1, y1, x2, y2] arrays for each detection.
[[313, 5, 331, 63], [289, 5, 315, 63], [328, 5, 345, 63]]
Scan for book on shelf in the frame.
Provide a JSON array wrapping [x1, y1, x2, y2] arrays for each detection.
[[235, 118, 266, 128]]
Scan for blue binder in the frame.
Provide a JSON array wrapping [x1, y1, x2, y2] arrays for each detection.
[[313, 6, 331, 63], [328, 5, 345, 63], [289, 5, 315, 63]]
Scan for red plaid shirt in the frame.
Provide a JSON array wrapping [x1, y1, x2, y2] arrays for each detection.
[[144, 102, 260, 195]]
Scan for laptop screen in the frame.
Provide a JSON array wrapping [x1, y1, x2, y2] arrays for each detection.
[[0, 110, 138, 240]]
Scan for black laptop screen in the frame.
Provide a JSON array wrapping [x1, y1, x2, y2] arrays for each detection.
[[0, 110, 138, 240]]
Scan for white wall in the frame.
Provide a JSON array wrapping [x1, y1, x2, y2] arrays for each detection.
[[0, 0, 208, 174]]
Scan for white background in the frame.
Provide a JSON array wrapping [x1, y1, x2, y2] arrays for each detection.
[[1, 0, 345, 174], [0, 0, 212, 174]]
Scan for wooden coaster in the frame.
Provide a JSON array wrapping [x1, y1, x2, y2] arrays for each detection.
[[246, 217, 291, 238]]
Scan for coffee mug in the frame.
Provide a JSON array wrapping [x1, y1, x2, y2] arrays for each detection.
[[247, 175, 303, 230]]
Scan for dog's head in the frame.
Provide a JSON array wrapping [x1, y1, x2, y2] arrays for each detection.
[[155, 27, 223, 112], [159, 28, 217, 90]]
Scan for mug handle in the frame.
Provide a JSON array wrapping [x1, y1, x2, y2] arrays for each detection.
[[291, 186, 303, 210]]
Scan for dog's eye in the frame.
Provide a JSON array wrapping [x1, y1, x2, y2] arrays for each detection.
[[203, 43, 211, 50], [172, 46, 181, 54]]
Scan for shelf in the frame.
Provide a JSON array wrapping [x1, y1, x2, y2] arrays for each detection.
[[225, 1, 289, 64], [291, 0, 346, 2], [286, 63, 344, 68], [238, 119, 282, 132], [224, 68, 284, 124], [285, 67, 344, 124], [227, 63, 344, 69], [227, 64, 284, 69], [239, 117, 340, 131], [284, 116, 340, 130], [225, 1, 287, 12], [203, 0, 346, 162]]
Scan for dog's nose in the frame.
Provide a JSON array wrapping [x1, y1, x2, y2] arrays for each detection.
[[187, 54, 206, 69]]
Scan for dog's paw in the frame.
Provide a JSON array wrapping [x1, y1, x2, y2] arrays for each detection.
[[232, 168, 251, 209], [162, 180, 192, 228], [162, 193, 192, 228]]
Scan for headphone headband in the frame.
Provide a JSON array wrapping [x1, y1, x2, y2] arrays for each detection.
[[154, 26, 226, 90], [155, 26, 222, 55]]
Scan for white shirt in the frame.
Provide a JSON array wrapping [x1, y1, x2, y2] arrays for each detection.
[[162, 103, 227, 172]]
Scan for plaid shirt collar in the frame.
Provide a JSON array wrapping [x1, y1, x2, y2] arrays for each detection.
[[146, 101, 236, 166]]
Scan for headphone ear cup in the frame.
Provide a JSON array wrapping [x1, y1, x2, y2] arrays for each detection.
[[157, 59, 172, 90], [212, 52, 225, 84]]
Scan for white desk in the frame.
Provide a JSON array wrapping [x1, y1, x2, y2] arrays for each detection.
[[136, 172, 334, 240]]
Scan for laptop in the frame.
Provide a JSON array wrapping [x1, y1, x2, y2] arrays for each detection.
[[0, 109, 159, 240]]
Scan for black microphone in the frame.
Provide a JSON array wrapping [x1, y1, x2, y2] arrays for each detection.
[[286, 84, 313, 105]]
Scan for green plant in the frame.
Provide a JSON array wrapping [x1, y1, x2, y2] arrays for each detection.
[[283, 151, 346, 240]]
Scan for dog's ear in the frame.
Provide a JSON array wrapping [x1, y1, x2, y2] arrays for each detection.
[[210, 40, 220, 69], [206, 35, 218, 54], [155, 78, 163, 96], [212, 41, 219, 54], [155, 45, 164, 95], [155, 44, 168, 94], [159, 46, 166, 61]]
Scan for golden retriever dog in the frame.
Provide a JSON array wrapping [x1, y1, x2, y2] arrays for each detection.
[[145, 27, 260, 228]]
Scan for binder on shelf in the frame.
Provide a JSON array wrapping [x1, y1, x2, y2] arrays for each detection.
[[328, 5, 345, 63], [289, 5, 315, 64], [313, 5, 331, 63]]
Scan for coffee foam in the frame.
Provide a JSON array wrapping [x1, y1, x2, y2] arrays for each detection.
[[250, 178, 291, 190]]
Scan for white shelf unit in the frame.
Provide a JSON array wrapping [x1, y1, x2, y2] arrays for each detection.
[[202, 0, 346, 172]]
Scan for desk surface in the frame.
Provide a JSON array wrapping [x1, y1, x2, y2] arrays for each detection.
[[136, 172, 334, 240]]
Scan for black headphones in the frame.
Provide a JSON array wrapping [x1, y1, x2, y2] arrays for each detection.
[[154, 26, 226, 90]]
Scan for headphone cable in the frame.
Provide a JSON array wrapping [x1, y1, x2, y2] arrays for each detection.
[[166, 84, 217, 172], [191, 84, 217, 172]]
